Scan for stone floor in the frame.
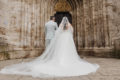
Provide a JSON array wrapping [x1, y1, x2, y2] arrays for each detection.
[[0, 57, 120, 80]]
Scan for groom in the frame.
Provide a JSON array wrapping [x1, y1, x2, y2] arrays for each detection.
[[45, 16, 58, 47]]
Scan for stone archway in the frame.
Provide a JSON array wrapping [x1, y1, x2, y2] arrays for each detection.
[[53, 0, 72, 25]]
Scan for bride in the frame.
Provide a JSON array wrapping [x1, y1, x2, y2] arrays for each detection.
[[0, 17, 99, 78]]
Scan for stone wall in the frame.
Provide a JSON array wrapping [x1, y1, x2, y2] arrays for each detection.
[[0, 0, 120, 60], [0, 0, 50, 60]]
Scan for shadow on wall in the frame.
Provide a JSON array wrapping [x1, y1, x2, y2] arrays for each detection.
[[0, 37, 9, 60], [112, 39, 120, 59]]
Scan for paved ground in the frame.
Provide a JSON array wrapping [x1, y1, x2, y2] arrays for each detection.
[[0, 57, 120, 80]]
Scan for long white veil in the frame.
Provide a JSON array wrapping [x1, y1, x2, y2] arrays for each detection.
[[0, 17, 99, 78], [0, 17, 74, 76]]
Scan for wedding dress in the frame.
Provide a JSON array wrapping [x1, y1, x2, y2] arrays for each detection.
[[0, 17, 99, 78]]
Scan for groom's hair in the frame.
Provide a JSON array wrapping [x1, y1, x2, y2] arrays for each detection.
[[50, 16, 55, 20]]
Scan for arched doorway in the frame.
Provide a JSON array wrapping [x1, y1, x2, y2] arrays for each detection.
[[54, 12, 72, 26], [54, 0, 72, 26]]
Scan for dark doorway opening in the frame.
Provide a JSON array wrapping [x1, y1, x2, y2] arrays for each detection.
[[54, 12, 72, 26]]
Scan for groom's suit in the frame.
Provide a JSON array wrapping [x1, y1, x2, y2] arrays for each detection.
[[45, 20, 58, 47]]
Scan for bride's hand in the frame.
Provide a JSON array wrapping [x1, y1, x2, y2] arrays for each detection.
[[68, 23, 72, 27]]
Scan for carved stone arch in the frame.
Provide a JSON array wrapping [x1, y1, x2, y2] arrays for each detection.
[[47, 0, 78, 11], [54, 0, 72, 12]]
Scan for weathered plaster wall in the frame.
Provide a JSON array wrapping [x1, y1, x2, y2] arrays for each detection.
[[0, 0, 120, 60]]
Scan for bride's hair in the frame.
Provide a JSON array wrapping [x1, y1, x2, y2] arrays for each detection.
[[63, 23, 67, 30]]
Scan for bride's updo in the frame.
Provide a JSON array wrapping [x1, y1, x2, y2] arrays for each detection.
[[63, 23, 68, 30]]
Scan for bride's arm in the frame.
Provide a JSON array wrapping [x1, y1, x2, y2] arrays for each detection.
[[68, 23, 73, 33]]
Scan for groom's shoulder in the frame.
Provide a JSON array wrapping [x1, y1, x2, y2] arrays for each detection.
[[45, 21, 49, 24], [45, 21, 57, 26], [53, 21, 57, 24], [47, 21, 56, 24], [45, 21, 50, 26], [46, 21, 52, 24]]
